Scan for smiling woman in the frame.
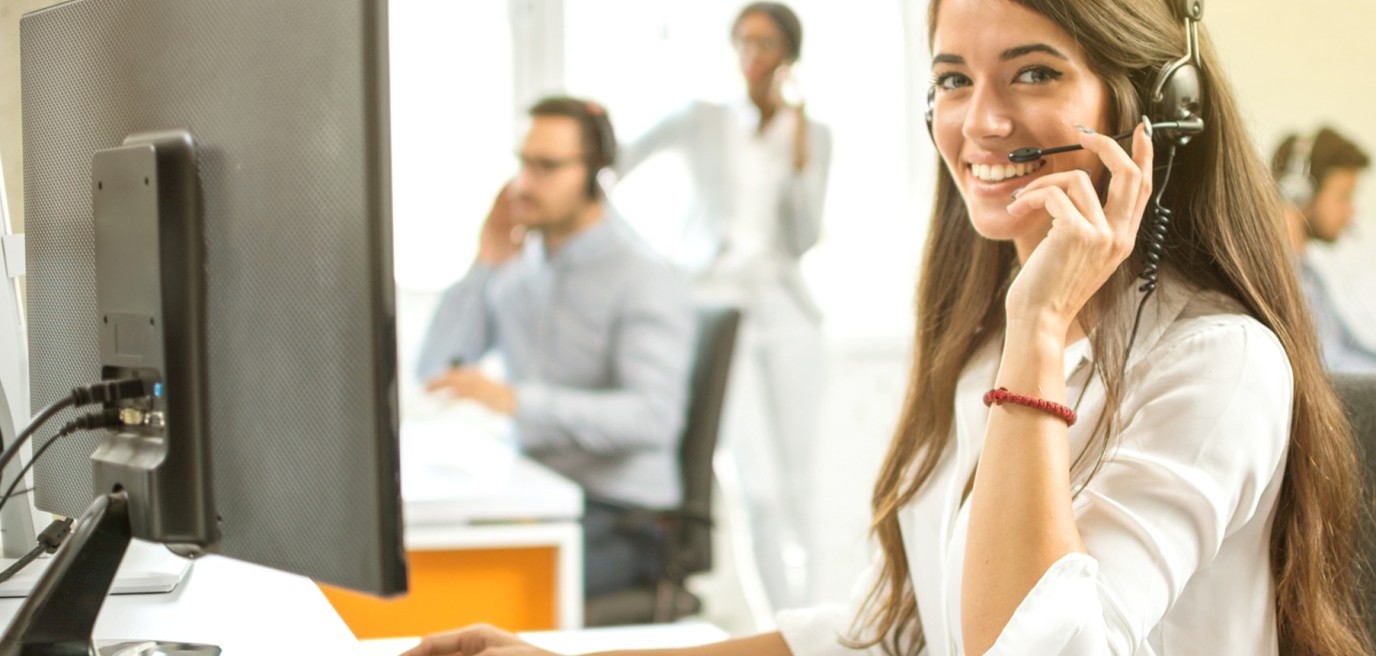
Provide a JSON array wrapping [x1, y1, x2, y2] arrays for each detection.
[[398, 1, 1371, 654], [844, 0, 1370, 654]]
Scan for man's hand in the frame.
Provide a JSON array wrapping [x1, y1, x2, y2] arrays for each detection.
[[400, 623, 557, 656], [477, 183, 524, 266], [424, 367, 516, 416]]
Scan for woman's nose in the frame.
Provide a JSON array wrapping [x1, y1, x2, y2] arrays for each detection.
[[962, 84, 1015, 142]]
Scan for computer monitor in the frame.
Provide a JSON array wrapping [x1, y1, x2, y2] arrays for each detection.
[[15, 0, 405, 650]]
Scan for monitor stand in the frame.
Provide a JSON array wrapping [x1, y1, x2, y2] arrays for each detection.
[[0, 491, 219, 656]]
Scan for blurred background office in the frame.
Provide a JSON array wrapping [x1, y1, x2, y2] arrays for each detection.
[[2, 0, 1374, 639]]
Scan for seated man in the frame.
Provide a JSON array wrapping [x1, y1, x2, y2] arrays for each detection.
[[1272, 126, 1376, 373], [417, 96, 696, 597]]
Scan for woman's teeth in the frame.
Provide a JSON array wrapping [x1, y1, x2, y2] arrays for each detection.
[[969, 160, 1043, 183]]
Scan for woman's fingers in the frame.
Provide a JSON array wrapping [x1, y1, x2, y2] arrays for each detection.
[[401, 623, 523, 656], [1010, 119, 1155, 261], [1006, 185, 1089, 238], [1129, 116, 1156, 222], [1077, 120, 1154, 242], [1008, 169, 1105, 227]]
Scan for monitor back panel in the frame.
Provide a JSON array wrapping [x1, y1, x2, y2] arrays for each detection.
[[23, 0, 404, 594]]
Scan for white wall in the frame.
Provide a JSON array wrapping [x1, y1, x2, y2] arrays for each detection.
[[1210, 1, 1376, 189], [1207, 1, 1376, 347]]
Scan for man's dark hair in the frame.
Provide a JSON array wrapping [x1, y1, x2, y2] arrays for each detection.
[[528, 96, 617, 199], [1273, 126, 1371, 191]]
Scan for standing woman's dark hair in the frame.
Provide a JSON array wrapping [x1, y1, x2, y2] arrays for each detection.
[[851, 0, 1371, 654], [732, 2, 803, 62]]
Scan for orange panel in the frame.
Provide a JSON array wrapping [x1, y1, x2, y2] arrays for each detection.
[[319, 547, 558, 640]]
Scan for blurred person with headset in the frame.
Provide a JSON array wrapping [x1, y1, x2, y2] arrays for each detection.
[[614, 1, 832, 611], [417, 96, 696, 598], [1272, 127, 1376, 373], [406, 0, 1372, 653]]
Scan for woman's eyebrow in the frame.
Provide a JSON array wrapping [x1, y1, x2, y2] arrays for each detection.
[[1000, 43, 1068, 61], [931, 43, 1068, 68]]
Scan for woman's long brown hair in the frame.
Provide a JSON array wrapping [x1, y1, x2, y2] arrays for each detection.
[[848, 1, 1370, 653]]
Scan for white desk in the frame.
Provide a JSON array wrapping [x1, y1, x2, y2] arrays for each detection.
[[0, 555, 358, 654], [401, 415, 583, 525], [356, 622, 732, 656], [399, 413, 585, 629], [0, 556, 728, 656]]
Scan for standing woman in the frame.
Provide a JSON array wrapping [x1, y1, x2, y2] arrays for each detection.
[[616, 2, 833, 609], [405, 0, 1371, 653]]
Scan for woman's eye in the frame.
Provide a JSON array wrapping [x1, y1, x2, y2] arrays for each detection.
[[933, 72, 971, 91], [1014, 66, 1064, 85]]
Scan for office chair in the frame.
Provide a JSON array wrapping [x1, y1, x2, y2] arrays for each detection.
[[584, 304, 741, 626], [1334, 373, 1376, 640]]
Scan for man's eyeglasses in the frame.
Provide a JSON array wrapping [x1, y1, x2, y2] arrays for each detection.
[[516, 154, 585, 178]]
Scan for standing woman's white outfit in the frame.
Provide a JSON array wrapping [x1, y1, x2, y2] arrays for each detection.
[[617, 99, 832, 609], [776, 277, 1292, 654]]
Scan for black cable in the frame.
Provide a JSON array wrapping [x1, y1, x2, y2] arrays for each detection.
[[0, 432, 79, 584], [0, 409, 124, 584], [0, 409, 122, 517], [0, 378, 152, 488], [0, 431, 67, 518], [0, 396, 75, 472], [1125, 145, 1179, 358], [0, 547, 44, 584], [0, 380, 148, 585], [0, 518, 73, 584]]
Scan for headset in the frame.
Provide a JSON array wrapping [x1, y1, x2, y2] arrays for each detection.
[[1277, 135, 1316, 208], [581, 101, 618, 200], [1131, 0, 1206, 308]]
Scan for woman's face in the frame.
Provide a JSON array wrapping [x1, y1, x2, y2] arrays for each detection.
[[734, 12, 789, 91], [930, 0, 1114, 256]]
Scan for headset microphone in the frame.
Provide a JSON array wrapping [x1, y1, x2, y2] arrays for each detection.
[[1007, 117, 1204, 164]]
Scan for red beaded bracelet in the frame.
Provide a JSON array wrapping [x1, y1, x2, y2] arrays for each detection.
[[983, 387, 1077, 426]]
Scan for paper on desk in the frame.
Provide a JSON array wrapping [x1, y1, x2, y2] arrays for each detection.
[[399, 409, 518, 501]]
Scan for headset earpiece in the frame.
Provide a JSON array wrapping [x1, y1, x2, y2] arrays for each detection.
[[583, 102, 617, 199], [1150, 0, 1206, 147], [924, 86, 936, 142], [1278, 136, 1316, 208]]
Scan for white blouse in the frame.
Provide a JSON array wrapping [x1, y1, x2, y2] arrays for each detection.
[[615, 100, 831, 318], [777, 278, 1293, 655]]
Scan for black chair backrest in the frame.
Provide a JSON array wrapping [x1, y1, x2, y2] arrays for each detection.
[[674, 305, 741, 577], [1334, 373, 1376, 639]]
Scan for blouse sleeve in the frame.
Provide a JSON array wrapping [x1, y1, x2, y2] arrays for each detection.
[[776, 551, 922, 656], [987, 316, 1293, 655], [778, 116, 832, 258], [415, 264, 497, 381], [615, 104, 696, 178]]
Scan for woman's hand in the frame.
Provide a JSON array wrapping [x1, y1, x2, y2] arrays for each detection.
[[770, 65, 810, 172], [400, 624, 558, 656], [1003, 118, 1154, 340]]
